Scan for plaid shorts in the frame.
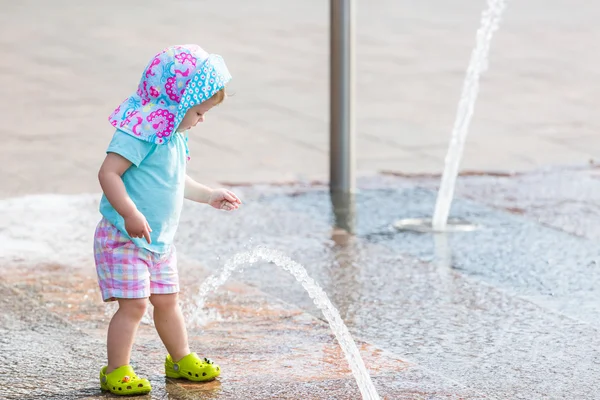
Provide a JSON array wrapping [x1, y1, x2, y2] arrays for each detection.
[[93, 218, 179, 302]]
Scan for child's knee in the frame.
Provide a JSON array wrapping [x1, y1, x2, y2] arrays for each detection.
[[118, 298, 148, 319], [149, 293, 178, 310]]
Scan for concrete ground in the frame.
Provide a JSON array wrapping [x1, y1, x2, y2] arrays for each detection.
[[3, 171, 600, 399], [1, 0, 600, 399]]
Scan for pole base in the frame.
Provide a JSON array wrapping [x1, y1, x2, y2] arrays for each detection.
[[393, 218, 480, 233]]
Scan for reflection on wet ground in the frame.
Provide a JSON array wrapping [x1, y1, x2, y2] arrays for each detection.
[[1, 168, 600, 399]]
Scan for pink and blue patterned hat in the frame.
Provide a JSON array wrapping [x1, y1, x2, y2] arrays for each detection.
[[109, 44, 231, 145]]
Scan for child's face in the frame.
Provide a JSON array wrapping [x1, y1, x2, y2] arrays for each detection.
[[177, 100, 216, 132]]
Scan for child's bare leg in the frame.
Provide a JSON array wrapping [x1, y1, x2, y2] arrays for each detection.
[[106, 298, 148, 373], [150, 293, 190, 361]]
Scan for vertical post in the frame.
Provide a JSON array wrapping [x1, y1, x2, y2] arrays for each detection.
[[330, 0, 355, 195]]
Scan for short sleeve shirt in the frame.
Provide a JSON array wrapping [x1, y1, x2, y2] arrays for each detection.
[[99, 129, 188, 253]]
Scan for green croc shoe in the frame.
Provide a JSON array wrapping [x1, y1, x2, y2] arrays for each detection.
[[165, 352, 221, 382], [100, 365, 151, 396]]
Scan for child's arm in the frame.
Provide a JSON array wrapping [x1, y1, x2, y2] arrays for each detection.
[[185, 175, 241, 211], [98, 153, 152, 243], [184, 175, 213, 203]]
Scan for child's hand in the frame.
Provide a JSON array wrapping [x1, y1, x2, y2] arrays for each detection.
[[124, 210, 152, 243], [208, 189, 242, 211]]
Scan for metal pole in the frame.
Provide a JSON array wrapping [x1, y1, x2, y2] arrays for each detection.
[[330, 0, 355, 195], [331, 190, 356, 233]]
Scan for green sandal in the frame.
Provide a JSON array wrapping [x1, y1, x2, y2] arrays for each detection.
[[165, 352, 221, 382], [100, 365, 151, 396]]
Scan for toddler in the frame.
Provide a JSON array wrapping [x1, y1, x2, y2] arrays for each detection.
[[94, 44, 241, 396]]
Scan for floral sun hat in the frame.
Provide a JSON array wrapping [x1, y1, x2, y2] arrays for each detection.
[[109, 44, 232, 145]]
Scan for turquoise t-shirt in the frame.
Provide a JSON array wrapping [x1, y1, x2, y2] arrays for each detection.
[[99, 129, 188, 253]]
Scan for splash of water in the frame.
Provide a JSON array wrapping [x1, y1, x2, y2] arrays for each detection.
[[188, 246, 380, 400], [432, 0, 507, 230]]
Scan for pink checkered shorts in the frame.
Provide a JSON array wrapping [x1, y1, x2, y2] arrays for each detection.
[[93, 218, 179, 302]]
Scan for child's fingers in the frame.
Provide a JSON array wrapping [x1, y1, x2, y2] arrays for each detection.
[[224, 192, 238, 203], [143, 227, 152, 244], [226, 190, 242, 203], [221, 201, 237, 211]]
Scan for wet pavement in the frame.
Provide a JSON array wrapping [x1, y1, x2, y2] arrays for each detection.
[[175, 174, 600, 399], [2, 168, 600, 399], [0, 258, 481, 400]]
